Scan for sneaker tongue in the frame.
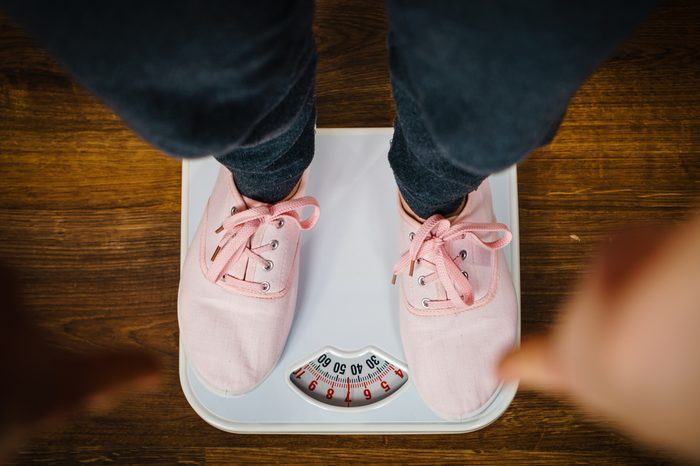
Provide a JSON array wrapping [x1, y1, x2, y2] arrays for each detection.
[[398, 193, 426, 226], [241, 194, 267, 209], [228, 195, 267, 282], [241, 178, 305, 210], [454, 184, 490, 224]]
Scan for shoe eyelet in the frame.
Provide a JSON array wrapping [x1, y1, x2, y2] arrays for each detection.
[[408, 232, 415, 241], [230, 206, 237, 216], [462, 271, 469, 279], [276, 218, 285, 229], [270, 239, 279, 250], [261, 282, 271, 292], [459, 250, 467, 260], [421, 298, 430, 308], [418, 275, 426, 286], [264, 260, 274, 271]]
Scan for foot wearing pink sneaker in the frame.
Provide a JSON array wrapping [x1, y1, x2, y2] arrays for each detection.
[[178, 166, 319, 396], [392, 180, 517, 420]]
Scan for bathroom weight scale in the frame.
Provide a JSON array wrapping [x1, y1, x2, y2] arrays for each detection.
[[179, 128, 520, 433]]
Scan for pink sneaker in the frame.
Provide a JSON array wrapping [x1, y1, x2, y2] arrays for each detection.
[[178, 167, 320, 396], [392, 180, 517, 420]]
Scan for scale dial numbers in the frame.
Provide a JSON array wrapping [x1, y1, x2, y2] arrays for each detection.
[[288, 347, 409, 409]]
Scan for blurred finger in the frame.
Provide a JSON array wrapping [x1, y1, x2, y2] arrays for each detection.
[[596, 223, 672, 301], [54, 349, 161, 410], [20, 349, 160, 425], [498, 335, 568, 392]]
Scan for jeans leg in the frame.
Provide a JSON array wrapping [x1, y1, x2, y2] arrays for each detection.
[[386, 0, 659, 219], [3, 0, 316, 203]]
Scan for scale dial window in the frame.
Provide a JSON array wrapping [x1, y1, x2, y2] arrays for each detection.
[[288, 347, 409, 410]]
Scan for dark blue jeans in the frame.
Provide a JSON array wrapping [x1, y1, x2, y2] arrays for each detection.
[[3, 0, 658, 218]]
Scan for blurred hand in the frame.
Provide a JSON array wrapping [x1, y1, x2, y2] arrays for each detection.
[[499, 211, 700, 457], [0, 267, 160, 457]]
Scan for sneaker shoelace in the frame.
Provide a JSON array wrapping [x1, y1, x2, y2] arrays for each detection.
[[206, 196, 320, 292], [392, 215, 512, 309]]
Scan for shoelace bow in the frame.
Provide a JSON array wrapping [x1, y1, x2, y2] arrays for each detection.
[[206, 196, 320, 292], [392, 215, 512, 309]]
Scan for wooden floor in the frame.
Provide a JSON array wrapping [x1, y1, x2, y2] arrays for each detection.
[[1, 0, 699, 464]]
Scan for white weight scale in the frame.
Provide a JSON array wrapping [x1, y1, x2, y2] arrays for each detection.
[[179, 128, 520, 434]]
